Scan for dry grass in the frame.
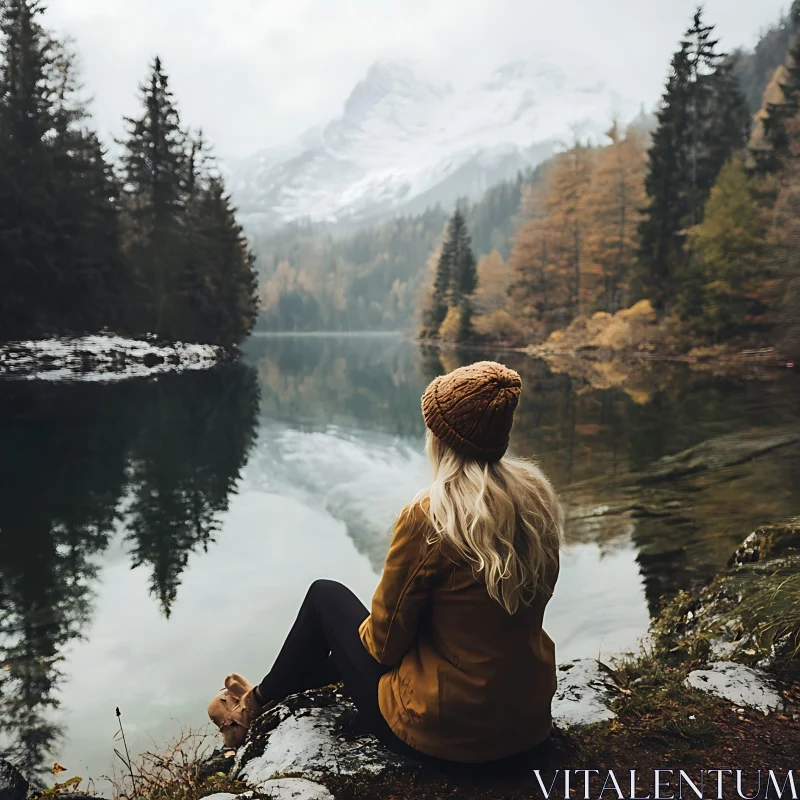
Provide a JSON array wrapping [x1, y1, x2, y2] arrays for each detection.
[[106, 729, 245, 800], [730, 571, 800, 662]]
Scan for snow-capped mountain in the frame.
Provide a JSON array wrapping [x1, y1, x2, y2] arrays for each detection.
[[230, 59, 635, 231]]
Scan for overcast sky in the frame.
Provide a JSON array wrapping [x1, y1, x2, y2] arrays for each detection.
[[47, 0, 787, 161]]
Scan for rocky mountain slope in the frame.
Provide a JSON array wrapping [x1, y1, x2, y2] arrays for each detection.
[[230, 59, 636, 231]]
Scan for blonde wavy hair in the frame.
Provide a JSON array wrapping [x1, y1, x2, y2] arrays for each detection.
[[415, 430, 563, 614]]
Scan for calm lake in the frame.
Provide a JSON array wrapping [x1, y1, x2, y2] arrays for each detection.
[[1, 333, 799, 788]]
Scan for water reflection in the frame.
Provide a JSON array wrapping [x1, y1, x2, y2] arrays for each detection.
[[0, 335, 798, 784], [0, 365, 259, 781], [246, 335, 800, 604]]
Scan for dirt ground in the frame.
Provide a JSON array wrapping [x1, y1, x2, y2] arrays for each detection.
[[323, 680, 800, 800]]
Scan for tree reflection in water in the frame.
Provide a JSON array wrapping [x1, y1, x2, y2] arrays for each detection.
[[0, 365, 259, 781]]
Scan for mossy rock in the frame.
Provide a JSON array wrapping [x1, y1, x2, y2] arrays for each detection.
[[728, 518, 800, 567], [652, 519, 800, 672]]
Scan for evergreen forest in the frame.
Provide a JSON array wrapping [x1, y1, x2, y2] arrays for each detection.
[[0, 0, 259, 347]]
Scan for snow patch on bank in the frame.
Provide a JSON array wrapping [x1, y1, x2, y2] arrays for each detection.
[[685, 662, 785, 715], [0, 333, 224, 382], [254, 778, 333, 799], [552, 658, 616, 727], [202, 780, 332, 800], [238, 705, 400, 784]]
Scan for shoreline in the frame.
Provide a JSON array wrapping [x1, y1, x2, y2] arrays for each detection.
[[418, 338, 797, 371], [0, 333, 233, 382]]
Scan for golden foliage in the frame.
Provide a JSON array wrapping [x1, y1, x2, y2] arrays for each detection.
[[509, 125, 648, 333], [749, 64, 790, 159], [437, 306, 463, 342], [582, 123, 649, 312], [473, 309, 523, 343], [770, 112, 800, 358], [529, 299, 660, 355], [473, 250, 509, 314]]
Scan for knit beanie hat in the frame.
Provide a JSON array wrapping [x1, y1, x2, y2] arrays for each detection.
[[421, 361, 522, 462]]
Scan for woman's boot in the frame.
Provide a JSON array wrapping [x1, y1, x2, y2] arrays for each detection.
[[207, 673, 271, 750]]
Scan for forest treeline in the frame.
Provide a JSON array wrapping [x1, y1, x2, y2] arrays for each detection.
[[257, 3, 800, 357], [254, 171, 531, 331], [0, 0, 258, 347]]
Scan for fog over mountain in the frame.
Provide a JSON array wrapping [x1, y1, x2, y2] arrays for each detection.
[[229, 59, 638, 231]]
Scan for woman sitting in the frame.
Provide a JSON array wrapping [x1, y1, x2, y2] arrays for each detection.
[[209, 361, 563, 766]]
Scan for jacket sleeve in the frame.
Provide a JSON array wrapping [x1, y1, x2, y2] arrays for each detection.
[[359, 503, 439, 666]]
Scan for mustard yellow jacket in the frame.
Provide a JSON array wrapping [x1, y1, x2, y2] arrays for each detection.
[[359, 501, 559, 763]]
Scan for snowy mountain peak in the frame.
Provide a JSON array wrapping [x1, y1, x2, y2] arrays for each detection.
[[231, 59, 637, 231], [344, 60, 452, 116], [482, 60, 566, 92]]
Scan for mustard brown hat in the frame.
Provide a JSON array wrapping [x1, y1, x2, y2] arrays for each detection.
[[421, 361, 522, 462]]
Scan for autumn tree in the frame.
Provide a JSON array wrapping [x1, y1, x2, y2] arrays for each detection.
[[474, 250, 509, 314], [677, 158, 768, 339], [770, 112, 800, 358], [508, 179, 557, 331], [545, 141, 595, 316], [508, 143, 595, 330], [583, 123, 648, 312], [754, 11, 800, 175]]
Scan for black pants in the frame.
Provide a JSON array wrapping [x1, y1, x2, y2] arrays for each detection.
[[257, 579, 420, 760], [258, 579, 547, 775]]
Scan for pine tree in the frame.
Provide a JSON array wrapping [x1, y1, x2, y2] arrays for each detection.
[[48, 42, 128, 334], [0, 0, 56, 338], [705, 54, 751, 192], [0, 0, 127, 340], [119, 57, 187, 337], [638, 9, 748, 309], [183, 176, 259, 346], [683, 8, 722, 228], [431, 219, 456, 327], [451, 210, 477, 305], [430, 209, 477, 337]]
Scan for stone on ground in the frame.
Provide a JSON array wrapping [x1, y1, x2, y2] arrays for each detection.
[[203, 780, 332, 800], [235, 688, 406, 785], [552, 658, 616, 727], [685, 662, 784, 714], [255, 778, 333, 799]]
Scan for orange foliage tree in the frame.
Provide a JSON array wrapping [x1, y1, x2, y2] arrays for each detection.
[[583, 123, 649, 312], [770, 111, 800, 358], [509, 126, 648, 331]]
